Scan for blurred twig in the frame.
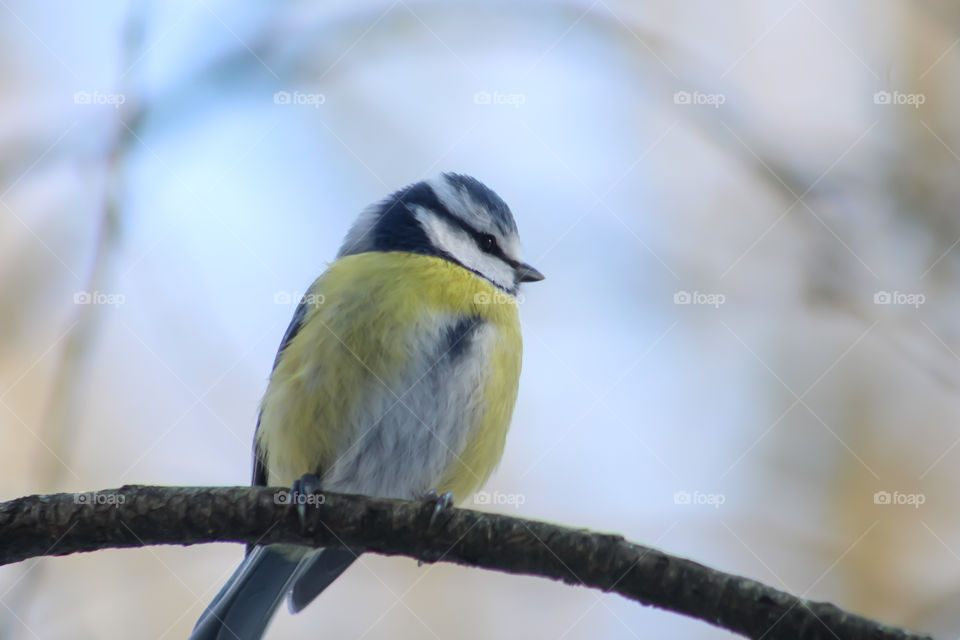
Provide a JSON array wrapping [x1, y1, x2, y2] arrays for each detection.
[[0, 7, 147, 636], [34, 0, 146, 496]]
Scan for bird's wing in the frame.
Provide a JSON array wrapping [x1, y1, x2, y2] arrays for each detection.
[[252, 291, 315, 488]]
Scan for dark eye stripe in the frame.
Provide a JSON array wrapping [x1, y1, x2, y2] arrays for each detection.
[[466, 229, 513, 266], [417, 193, 515, 265], [360, 180, 521, 293]]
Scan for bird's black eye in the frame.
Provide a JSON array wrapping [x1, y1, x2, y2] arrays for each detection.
[[478, 233, 498, 254]]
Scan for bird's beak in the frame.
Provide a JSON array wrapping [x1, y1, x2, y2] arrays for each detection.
[[516, 262, 545, 283]]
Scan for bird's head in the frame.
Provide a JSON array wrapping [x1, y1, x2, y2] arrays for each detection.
[[338, 173, 544, 294]]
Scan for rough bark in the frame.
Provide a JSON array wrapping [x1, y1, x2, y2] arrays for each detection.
[[0, 485, 933, 640]]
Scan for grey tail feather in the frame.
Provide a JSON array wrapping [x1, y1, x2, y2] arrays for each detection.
[[190, 546, 302, 640], [288, 548, 358, 613]]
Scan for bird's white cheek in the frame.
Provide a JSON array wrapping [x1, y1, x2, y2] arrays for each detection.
[[415, 210, 514, 290]]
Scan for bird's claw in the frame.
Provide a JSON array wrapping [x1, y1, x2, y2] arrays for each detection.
[[422, 489, 455, 528], [289, 473, 323, 531]]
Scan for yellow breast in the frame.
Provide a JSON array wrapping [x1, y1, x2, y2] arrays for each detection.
[[257, 252, 522, 502]]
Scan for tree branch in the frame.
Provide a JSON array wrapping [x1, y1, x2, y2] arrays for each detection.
[[0, 485, 931, 640]]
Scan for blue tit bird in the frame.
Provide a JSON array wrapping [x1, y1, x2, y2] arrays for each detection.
[[191, 173, 543, 640]]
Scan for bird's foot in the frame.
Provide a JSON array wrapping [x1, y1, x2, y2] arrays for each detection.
[[289, 473, 324, 531], [421, 489, 455, 528]]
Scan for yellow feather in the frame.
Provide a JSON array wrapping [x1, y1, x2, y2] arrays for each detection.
[[257, 252, 522, 502]]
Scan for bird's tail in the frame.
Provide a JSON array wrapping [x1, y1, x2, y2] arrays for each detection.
[[289, 547, 357, 613], [190, 546, 302, 640]]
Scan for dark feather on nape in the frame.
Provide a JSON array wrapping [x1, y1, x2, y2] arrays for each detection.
[[442, 173, 517, 234], [370, 181, 452, 256]]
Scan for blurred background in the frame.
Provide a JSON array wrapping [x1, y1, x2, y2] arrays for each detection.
[[2, 0, 960, 638]]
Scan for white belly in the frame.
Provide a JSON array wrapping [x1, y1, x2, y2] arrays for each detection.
[[319, 315, 496, 499]]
